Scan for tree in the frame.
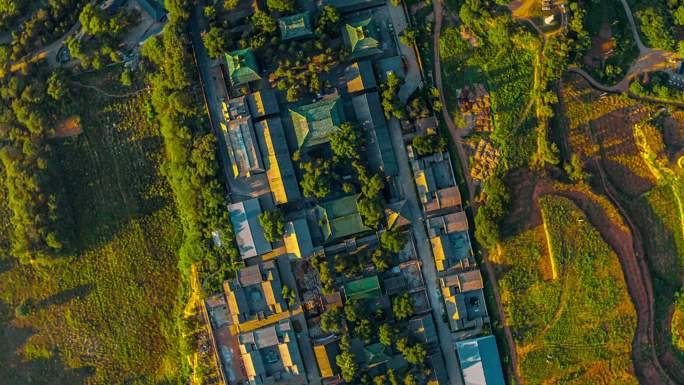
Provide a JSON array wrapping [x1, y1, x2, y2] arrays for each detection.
[[330, 122, 362, 160], [399, 28, 417, 46], [315, 5, 340, 35], [412, 133, 447, 156], [203, 26, 227, 59], [474, 206, 500, 250], [565, 154, 588, 183], [259, 210, 285, 242], [379, 323, 394, 346], [380, 229, 407, 253], [374, 375, 387, 385], [224, 0, 239, 9], [345, 302, 359, 323], [281, 284, 297, 307], [392, 293, 415, 320], [47, 71, 67, 100], [381, 72, 406, 119], [321, 308, 344, 334], [403, 373, 418, 385], [252, 10, 276, 34], [371, 249, 390, 272], [676, 6, 684, 27], [337, 350, 358, 382], [267, 0, 295, 12], [120, 68, 133, 86], [301, 159, 333, 198], [403, 343, 427, 365], [355, 318, 373, 343], [204, 5, 217, 20]]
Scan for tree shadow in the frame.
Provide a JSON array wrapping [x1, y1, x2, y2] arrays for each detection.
[[0, 299, 94, 385], [32, 284, 95, 312]]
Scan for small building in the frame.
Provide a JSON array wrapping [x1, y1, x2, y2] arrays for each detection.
[[385, 200, 411, 230], [279, 12, 314, 41], [412, 152, 461, 213], [254, 118, 301, 204], [314, 340, 341, 378], [427, 352, 450, 385], [221, 97, 264, 178], [440, 270, 487, 332], [345, 61, 377, 93], [284, 218, 314, 259], [455, 335, 506, 385], [324, 0, 385, 12], [343, 275, 382, 301], [315, 194, 371, 242], [408, 313, 439, 346], [228, 198, 273, 259], [224, 260, 288, 325], [350, 339, 391, 369], [225, 48, 262, 87], [428, 212, 474, 272], [375, 56, 406, 82], [352, 91, 399, 176], [342, 17, 383, 59], [238, 319, 306, 385], [247, 90, 280, 119], [290, 97, 346, 151]]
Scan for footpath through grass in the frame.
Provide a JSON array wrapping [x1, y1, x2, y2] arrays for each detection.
[[498, 195, 637, 384], [0, 72, 185, 385]]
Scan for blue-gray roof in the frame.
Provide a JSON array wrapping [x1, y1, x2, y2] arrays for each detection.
[[228, 198, 272, 259], [455, 335, 505, 385], [352, 92, 398, 176]]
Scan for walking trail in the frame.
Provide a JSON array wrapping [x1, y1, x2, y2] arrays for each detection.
[[432, 1, 523, 384]]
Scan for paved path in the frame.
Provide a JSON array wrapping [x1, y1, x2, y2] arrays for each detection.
[[388, 1, 422, 101], [432, 1, 524, 382], [388, 118, 464, 385], [431, 0, 476, 201], [567, 0, 675, 94], [189, 2, 234, 190]]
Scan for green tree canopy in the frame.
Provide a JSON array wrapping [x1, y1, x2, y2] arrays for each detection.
[[330, 122, 363, 160], [412, 133, 447, 156], [258, 209, 285, 243], [392, 293, 415, 320]]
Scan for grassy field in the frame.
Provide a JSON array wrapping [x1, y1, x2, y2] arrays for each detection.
[[498, 195, 637, 384], [0, 71, 186, 385]]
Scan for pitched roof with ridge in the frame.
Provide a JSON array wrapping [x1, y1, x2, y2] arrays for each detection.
[[290, 97, 346, 150], [314, 341, 340, 378], [352, 91, 398, 176], [278, 12, 313, 41], [225, 48, 262, 86], [385, 200, 411, 229], [342, 17, 383, 59], [283, 218, 314, 258], [345, 61, 377, 93], [253, 118, 301, 204], [343, 275, 381, 301], [225, 261, 287, 325], [228, 198, 272, 259], [455, 335, 505, 385], [316, 194, 370, 241], [363, 343, 391, 367]]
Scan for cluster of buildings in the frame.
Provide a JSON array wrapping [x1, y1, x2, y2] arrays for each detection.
[[199, 1, 506, 385]]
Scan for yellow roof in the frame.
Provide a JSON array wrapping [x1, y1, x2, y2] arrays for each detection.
[[415, 170, 429, 192], [314, 344, 334, 378], [284, 230, 301, 258], [260, 120, 289, 204], [431, 236, 447, 272]]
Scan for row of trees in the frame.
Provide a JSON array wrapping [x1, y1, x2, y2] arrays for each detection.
[[141, 0, 239, 289]]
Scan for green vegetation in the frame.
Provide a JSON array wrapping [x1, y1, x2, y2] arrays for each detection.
[[380, 72, 406, 120], [141, 1, 239, 289], [630, 72, 684, 102], [474, 176, 510, 249], [498, 195, 637, 384], [391, 293, 415, 320], [635, 7, 675, 50], [0, 77, 187, 384], [412, 132, 447, 156], [259, 209, 285, 243]]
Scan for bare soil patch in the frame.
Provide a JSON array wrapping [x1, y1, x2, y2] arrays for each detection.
[[53, 115, 82, 138]]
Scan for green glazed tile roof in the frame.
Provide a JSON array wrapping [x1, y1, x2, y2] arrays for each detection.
[[290, 97, 345, 150], [278, 12, 313, 41], [317, 194, 370, 241], [225, 48, 261, 86], [343, 275, 381, 301], [342, 17, 383, 59]]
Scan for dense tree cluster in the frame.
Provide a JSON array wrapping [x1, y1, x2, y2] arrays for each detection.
[[141, 0, 239, 287], [412, 132, 447, 156], [380, 72, 405, 120], [474, 176, 511, 249], [259, 209, 285, 243], [636, 7, 675, 50]]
